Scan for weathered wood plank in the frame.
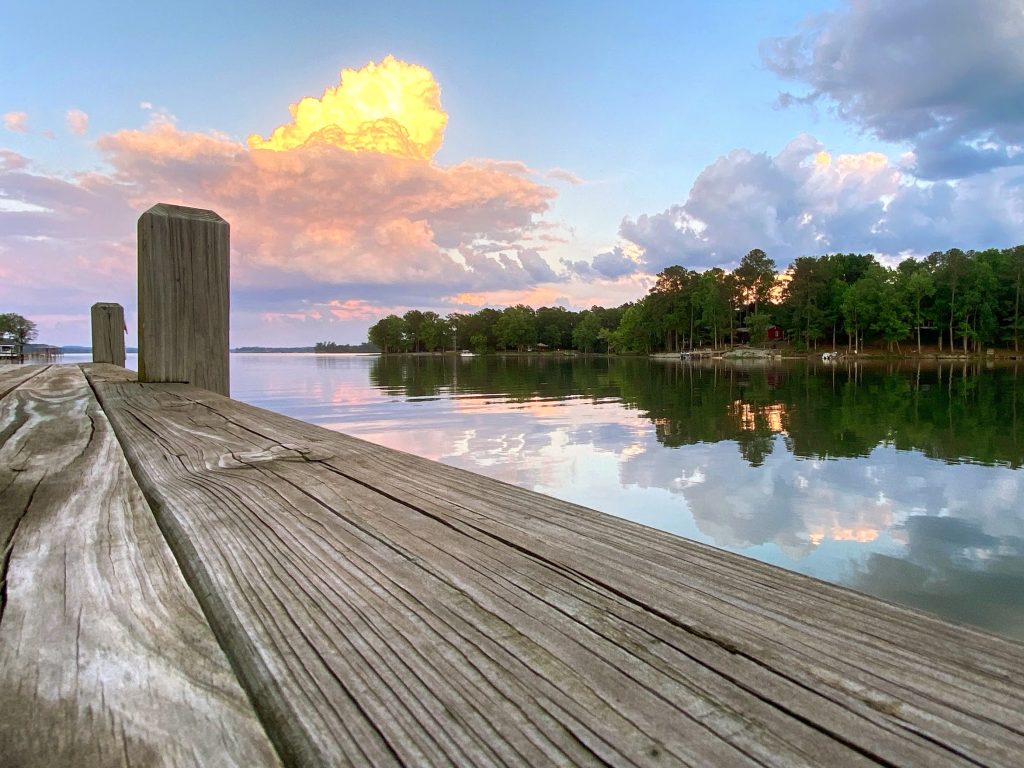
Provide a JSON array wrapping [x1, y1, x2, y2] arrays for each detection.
[[86, 364, 1024, 767], [0, 366, 280, 767], [138, 203, 229, 395], [91, 302, 126, 366], [0, 363, 47, 400]]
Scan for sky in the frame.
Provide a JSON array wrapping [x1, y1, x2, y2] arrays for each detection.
[[2, 0, 1023, 346]]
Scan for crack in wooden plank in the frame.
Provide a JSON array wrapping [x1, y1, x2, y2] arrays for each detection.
[[0, 476, 41, 624]]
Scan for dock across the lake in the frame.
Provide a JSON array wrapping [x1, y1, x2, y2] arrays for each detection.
[[2, 202, 1022, 766], [1, 360, 1023, 767]]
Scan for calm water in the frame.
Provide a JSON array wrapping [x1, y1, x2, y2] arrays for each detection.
[[80, 352, 1024, 640]]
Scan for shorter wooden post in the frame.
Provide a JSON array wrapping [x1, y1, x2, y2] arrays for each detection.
[[91, 302, 126, 367], [138, 204, 229, 395]]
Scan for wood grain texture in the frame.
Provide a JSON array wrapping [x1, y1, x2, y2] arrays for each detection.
[[0, 365, 280, 767], [86, 363, 1024, 767], [90, 302, 126, 367], [138, 203, 229, 395], [0, 364, 47, 400]]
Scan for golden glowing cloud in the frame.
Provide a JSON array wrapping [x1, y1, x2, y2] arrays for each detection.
[[248, 55, 448, 160]]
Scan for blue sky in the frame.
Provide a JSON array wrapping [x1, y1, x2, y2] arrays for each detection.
[[2, 0, 1023, 345]]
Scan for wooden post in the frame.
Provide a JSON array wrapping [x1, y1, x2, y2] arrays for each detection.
[[90, 302, 126, 367], [138, 204, 229, 395]]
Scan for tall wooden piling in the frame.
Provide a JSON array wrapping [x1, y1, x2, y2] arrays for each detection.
[[138, 204, 229, 395], [90, 302, 126, 367]]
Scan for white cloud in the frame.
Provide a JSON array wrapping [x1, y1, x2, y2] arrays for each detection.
[[615, 135, 1024, 272]]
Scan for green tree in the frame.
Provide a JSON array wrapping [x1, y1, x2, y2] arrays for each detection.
[[734, 248, 777, 316], [457, 308, 501, 353], [749, 311, 772, 346], [722, 272, 742, 346], [572, 311, 603, 352], [419, 311, 449, 352], [402, 310, 426, 352], [470, 334, 489, 354], [696, 268, 730, 347], [367, 314, 406, 353], [783, 257, 828, 349], [842, 271, 881, 351], [959, 254, 999, 353], [0, 313, 38, 351], [494, 305, 537, 351], [610, 301, 657, 353], [536, 306, 576, 349], [821, 253, 876, 349], [898, 263, 935, 354], [932, 248, 969, 352], [649, 266, 699, 350], [1008, 245, 1024, 352], [872, 271, 910, 352]]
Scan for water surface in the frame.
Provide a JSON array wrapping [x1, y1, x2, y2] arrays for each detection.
[[72, 352, 1024, 640]]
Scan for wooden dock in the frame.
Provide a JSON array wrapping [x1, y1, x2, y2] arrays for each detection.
[[2, 204, 1022, 766], [1, 362, 1021, 766]]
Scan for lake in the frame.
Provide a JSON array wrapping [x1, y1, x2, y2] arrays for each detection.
[[83, 352, 1024, 641]]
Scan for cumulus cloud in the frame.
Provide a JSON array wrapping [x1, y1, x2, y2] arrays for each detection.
[[3, 112, 29, 133], [2, 116, 558, 296], [248, 55, 447, 160], [65, 108, 89, 136], [565, 245, 639, 279], [762, 0, 1024, 179], [0, 58, 570, 344], [615, 134, 1024, 272]]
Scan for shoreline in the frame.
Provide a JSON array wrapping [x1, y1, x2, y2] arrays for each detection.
[[360, 348, 1024, 362]]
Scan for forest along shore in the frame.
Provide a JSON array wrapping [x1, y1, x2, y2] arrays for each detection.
[[360, 248, 1024, 358]]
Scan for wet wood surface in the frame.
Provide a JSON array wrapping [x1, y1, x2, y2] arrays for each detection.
[[80, 363, 1024, 767], [0, 365, 279, 767]]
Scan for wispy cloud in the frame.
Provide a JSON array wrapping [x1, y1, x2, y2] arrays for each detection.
[[3, 112, 29, 133], [65, 108, 89, 136], [545, 167, 583, 185]]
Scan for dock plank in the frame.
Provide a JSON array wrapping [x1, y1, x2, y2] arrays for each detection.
[[0, 363, 47, 400], [86, 364, 1024, 767], [0, 366, 280, 767]]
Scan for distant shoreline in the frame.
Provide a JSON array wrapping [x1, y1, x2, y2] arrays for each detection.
[[56, 346, 1024, 361]]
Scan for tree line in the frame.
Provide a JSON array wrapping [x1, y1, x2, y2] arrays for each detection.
[[365, 245, 1024, 355], [314, 341, 379, 353]]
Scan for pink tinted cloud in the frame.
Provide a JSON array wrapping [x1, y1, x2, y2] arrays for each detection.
[[262, 299, 407, 324], [545, 167, 583, 184], [320, 299, 405, 320], [447, 272, 652, 311], [65, 109, 89, 136], [3, 112, 29, 133], [0, 116, 563, 344], [94, 120, 556, 288]]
